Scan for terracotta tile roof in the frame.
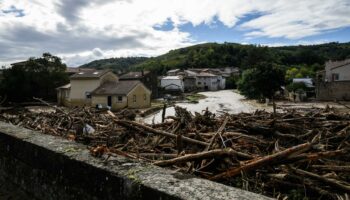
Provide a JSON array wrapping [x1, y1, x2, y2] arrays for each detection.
[[70, 69, 111, 79], [66, 67, 95, 73], [119, 71, 150, 79], [197, 72, 217, 77], [10, 61, 28, 66]]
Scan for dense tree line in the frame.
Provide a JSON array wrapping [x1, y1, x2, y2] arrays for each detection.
[[133, 42, 350, 75], [80, 57, 149, 73], [78, 42, 350, 78], [0, 53, 69, 103]]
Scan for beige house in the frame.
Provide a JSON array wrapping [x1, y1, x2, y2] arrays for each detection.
[[57, 69, 151, 110], [91, 80, 151, 110], [316, 59, 350, 100]]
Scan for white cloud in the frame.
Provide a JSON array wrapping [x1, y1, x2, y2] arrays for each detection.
[[0, 0, 349, 66]]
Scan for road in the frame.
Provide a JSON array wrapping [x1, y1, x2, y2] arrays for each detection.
[[143, 90, 257, 124]]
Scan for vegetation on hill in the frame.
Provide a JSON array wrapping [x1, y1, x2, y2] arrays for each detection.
[[79, 57, 149, 73], [79, 42, 350, 78], [132, 42, 350, 75]]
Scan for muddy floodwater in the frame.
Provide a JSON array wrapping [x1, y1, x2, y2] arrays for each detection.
[[142, 90, 257, 124]]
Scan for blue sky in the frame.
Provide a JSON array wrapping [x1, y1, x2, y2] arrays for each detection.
[[183, 22, 350, 45], [1, 0, 350, 66]]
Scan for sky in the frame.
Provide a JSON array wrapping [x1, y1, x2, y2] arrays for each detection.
[[0, 0, 350, 67]]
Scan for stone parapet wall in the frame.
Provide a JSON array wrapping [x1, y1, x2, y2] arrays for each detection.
[[0, 122, 271, 200]]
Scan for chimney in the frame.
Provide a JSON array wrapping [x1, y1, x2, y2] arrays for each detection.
[[141, 69, 144, 76]]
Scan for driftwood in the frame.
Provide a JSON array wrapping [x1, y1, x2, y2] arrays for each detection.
[[310, 165, 350, 172], [289, 167, 350, 193], [2, 104, 350, 199], [115, 120, 209, 146], [205, 116, 229, 151], [210, 142, 311, 180], [154, 148, 247, 167]]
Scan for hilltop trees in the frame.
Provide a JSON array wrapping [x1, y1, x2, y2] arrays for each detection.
[[0, 53, 69, 103]]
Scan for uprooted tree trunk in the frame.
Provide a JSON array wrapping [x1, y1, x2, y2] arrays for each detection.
[[210, 142, 311, 181]]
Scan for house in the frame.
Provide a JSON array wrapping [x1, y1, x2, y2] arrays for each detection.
[[160, 76, 184, 92], [324, 59, 350, 81], [119, 70, 158, 98], [183, 70, 198, 91], [56, 83, 71, 106], [91, 80, 151, 110], [65, 67, 95, 76], [57, 69, 151, 110], [316, 59, 350, 100], [10, 61, 28, 67], [165, 68, 227, 91], [293, 78, 314, 88], [219, 67, 240, 78], [196, 72, 225, 91], [167, 69, 181, 76], [68, 69, 118, 107], [286, 78, 315, 102]]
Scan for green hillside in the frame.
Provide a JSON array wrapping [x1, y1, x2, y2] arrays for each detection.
[[79, 57, 149, 73], [79, 42, 350, 76], [133, 42, 350, 74]]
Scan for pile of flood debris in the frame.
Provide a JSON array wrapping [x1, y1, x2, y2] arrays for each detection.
[[1, 104, 350, 200]]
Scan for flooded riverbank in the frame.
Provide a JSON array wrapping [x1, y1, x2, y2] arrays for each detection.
[[142, 90, 258, 124]]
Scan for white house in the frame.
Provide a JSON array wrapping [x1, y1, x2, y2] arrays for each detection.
[[165, 69, 226, 91], [160, 76, 184, 92], [196, 72, 223, 91]]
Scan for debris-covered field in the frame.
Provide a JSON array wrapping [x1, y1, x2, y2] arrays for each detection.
[[1, 104, 350, 200]]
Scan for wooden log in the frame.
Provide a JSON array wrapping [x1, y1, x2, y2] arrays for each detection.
[[154, 148, 251, 167], [138, 153, 178, 159], [115, 120, 209, 146], [209, 142, 311, 181], [309, 165, 350, 172], [267, 173, 338, 199], [285, 149, 348, 163], [205, 116, 229, 151], [188, 132, 270, 144], [33, 97, 67, 115], [289, 167, 350, 193]]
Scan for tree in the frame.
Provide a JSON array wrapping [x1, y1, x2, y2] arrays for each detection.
[[238, 62, 285, 114], [0, 53, 69, 103], [286, 82, 307, 93], [286, 82, 307, 102], [285, 66, 315, 83]]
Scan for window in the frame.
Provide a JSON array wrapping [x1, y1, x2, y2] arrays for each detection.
[[143, 94, 146, 101], [117, 96, 123, 102], [332, 73, 339, 81], [133, 95, 136, 102], [65, 90, 70, 99], [198, 82, 201, 85], [85, 92, 91, 99]]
